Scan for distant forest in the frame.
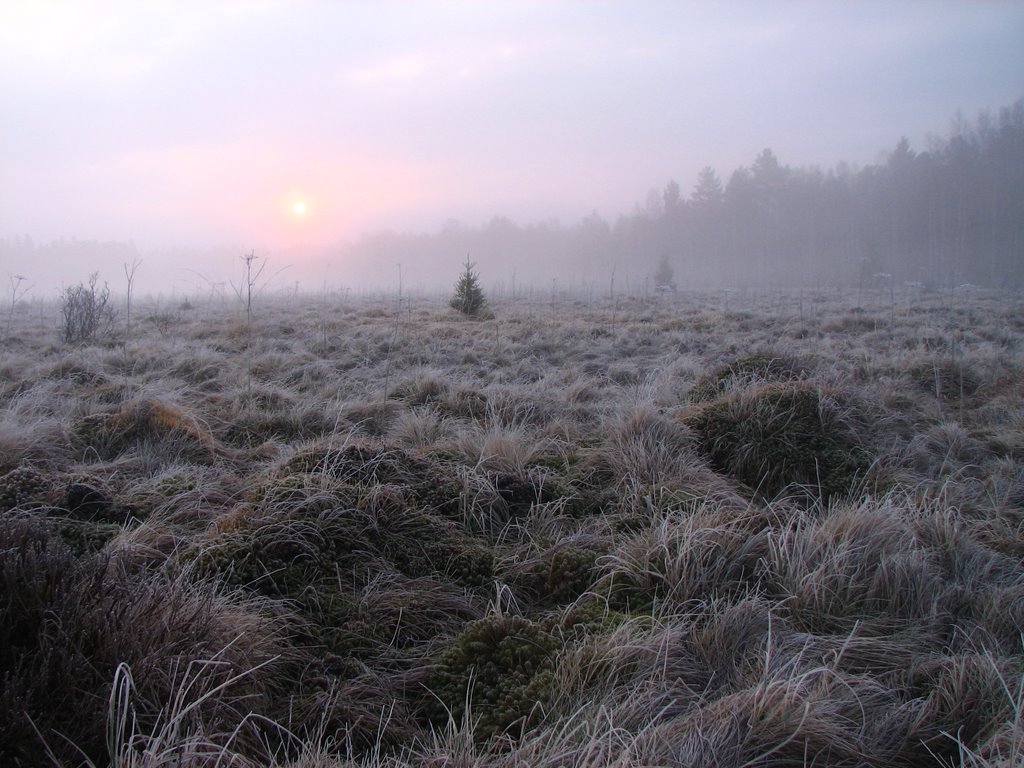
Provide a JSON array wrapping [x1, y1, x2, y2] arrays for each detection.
[[347, 99, 1024, 291]]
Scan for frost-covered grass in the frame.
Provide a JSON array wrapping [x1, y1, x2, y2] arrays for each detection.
[[1, 285, 1022, 767]]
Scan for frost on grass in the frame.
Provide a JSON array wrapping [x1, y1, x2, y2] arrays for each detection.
[[0, 288, 1021, 766]]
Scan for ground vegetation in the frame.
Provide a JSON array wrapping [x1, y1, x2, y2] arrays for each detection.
[[0, 285, 1021, 766]]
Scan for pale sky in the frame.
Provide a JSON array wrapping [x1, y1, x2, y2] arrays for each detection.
[[2, 1, 1023, 294]]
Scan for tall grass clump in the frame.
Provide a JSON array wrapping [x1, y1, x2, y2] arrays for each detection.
[[595, 502, 771, 611], [683, 381, 874, 501]]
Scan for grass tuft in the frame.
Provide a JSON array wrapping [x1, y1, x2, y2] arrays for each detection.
[[683, 381, 874, 501]]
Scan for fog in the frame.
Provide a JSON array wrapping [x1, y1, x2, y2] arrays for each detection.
[[2, 1, 1023, 298]]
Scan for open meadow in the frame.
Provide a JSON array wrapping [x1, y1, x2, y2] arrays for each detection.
[[1, 285, 1022, 767]]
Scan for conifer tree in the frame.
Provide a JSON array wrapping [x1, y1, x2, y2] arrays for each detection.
[[450, 256, 487, 317]]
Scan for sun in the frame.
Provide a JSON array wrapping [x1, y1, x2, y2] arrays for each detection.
[[291, 201, 308, 215]]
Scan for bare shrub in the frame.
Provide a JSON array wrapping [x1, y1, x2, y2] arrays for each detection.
[[60, 272, 117, 344]]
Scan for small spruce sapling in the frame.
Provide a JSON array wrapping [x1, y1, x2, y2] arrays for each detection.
[[450, 255, 488, 317]]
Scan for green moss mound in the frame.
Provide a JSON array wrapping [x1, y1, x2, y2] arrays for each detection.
[[424, 614, 559, 740], [515, 546, 600, 606], [683, 382, 873, 501], [51, 517, 124, 555], [280, 443, 464, 515], [186, 498, 495, 660], [369, 506, 495, 590], [0, 466, 51, 511], [186, 507, 371, 599], [557, 598, 630, 638]]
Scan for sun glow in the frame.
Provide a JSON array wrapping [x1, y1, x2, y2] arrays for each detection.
[[291, 201, 307, 215]]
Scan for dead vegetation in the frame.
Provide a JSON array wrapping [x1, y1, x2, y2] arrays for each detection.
[[0, 285, 1021, 767]]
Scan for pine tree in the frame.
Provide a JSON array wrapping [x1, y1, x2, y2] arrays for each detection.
[[450, 256, 487, 317]]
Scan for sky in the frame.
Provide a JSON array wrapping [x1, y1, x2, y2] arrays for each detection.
[[2, 0, 1023, 295]]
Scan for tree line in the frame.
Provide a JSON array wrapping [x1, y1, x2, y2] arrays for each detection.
[[345, 98, 1024, 291], [663, 99, 1024, 289]]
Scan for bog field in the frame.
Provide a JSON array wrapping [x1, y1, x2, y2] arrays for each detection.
[[1, 285, 1022, 767]]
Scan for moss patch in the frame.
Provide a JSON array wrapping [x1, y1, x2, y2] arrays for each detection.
[[515, 546, 600, 606], [424, 614, 559, 740], [0, 466, 52, 511]]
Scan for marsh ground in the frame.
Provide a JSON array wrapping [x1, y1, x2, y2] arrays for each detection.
[[1, 285, 1022, 767]]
